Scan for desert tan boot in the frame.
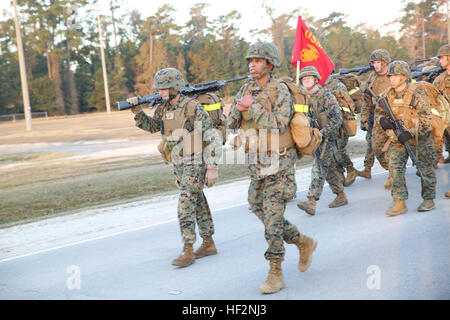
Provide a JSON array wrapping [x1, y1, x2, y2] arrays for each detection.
[[260, 260, 285, 294], [328, 192, 348, 208], [194, 237, 217, 259], [356, 166, 372, 179], [294, 234, 318, 272], [344, 167, 358, 187], [417, 199, 435, 212], [446, 190, 450, 198], [386, 200, 407, 216], [297, 197, 317, 215], [172, 243, 195, 267]]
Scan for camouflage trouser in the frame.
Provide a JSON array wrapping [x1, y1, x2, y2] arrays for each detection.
[[363, 121, 389, 170], [307, 140, 344, 200], [363, 124, 375, 168], [371, 121, 389, 170], [174, 163, 214, 244], [387, 136, 436, 201], [434, 135, 444, 165], [248, 166, 301, 261], [336, 136, 353, 171]]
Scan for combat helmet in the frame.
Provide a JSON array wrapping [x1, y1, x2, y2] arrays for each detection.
[[246, 42, 281, 68], [153, 68, 185, 91], [437, 44, 450, 58], [370, 49, 391, 64], [387, 60, 411, 79], [298, 66, 321, 81]]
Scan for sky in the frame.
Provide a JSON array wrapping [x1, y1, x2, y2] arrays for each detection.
[[119, 0, 405, 38], [2, 0, 405, 40]]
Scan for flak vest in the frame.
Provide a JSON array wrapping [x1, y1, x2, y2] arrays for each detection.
[[367, 72, 391, 98], [309, 88, 329, 130], [434, 72, 450, 103], [239, 79, 295, 153], [385, 85, 420, 145], [161, 97, 205, 156]]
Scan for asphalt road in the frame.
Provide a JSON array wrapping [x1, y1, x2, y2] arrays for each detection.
[[1, 166, 449, 300]]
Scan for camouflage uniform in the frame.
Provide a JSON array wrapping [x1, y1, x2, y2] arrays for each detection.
[[383, 62, 436, 202], [134, 78, 219, 245], [323, 75, 355, 175], [228, 75, 302, 261], [360, 50, 392, 171], [306, 87, 344, 200], [433, 45, 450, 159]]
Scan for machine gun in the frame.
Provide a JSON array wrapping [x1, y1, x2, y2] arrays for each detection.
[[116, 75, 249, 110], [339, 58, 436, 76], [377, 97, 426, 181], [412, 66, 444, 82], [339, 64, 374, 76]]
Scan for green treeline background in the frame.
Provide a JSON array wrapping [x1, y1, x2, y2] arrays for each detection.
[[0, 0, 448, 116]]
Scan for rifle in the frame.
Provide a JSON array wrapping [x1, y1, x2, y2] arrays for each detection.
[[339, 64, 374, 76], [377, 97, 426, 181], [412, 66, 444, 82], [116, 75, 248, 111], [407, 57, 433, 66]]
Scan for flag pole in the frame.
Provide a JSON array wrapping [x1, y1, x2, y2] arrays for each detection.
[[296, 61, 300, 85]]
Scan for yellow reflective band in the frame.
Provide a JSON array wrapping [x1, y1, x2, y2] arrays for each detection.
[[203, 102, 221, 111], [294, 104, 309, 113], [348, 87, 360, 95], [431, 108, 440, 116], [342, 107, 351, 113], [411, 79, 416, 83]]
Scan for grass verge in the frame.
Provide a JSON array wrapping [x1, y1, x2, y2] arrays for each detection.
[[0, 141, 366, 227]]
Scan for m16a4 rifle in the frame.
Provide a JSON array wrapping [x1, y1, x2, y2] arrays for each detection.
[[339, 64, 374, 76], [412, 66, 444, 82], [377, 97, 426, 181], [116, 75, 248, 110]]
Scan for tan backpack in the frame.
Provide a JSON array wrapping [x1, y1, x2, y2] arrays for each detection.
[[323, 76, 357, 137], [336, 74, 364, 114], [194, 93, 228, 145], [280, 77, 322, 155], [414, 81, 449, 139]]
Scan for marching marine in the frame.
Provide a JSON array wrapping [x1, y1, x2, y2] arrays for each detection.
[[127, 68, 221, 267], [323, 74, 358, 186], [380, 61, 436, 216], [357, 49, 392, 188], [433, 44, 450, 164], [296, 66, 348, 215], [227, 42, 317, 294]]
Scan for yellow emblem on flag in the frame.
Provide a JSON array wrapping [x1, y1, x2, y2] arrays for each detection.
[[300, 44, 320, 62]]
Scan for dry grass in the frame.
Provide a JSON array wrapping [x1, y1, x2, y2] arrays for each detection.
[[0, 112, 366, 226]]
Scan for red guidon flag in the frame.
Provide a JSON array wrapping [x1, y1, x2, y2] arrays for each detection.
[[291, 16, 334, 85]]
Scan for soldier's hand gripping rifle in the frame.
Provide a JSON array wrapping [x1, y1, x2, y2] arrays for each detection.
[[116, 75, 248, 110], [377, 97, 426, 181]]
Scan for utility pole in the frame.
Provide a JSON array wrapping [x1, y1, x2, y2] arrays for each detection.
[[96, 9, 111, 114], [12, 0, 32, 131]]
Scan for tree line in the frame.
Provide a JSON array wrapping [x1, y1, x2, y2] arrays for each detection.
[[0, 0, 448, 116]]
